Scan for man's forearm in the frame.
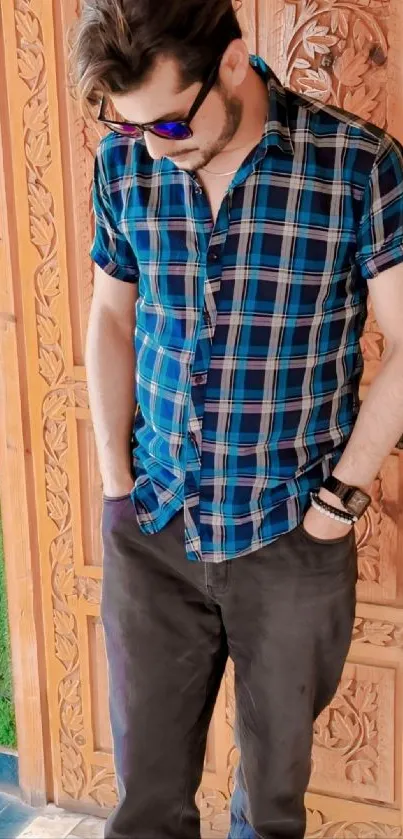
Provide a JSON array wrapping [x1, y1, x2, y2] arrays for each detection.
[[331, 348, 403, 491], [85, 310, 135, 486]]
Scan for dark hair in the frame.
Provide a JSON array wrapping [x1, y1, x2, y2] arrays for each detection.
[[71, 0, 243, 106]]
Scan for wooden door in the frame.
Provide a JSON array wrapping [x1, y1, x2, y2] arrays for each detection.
[[0, 0, 402, 833]]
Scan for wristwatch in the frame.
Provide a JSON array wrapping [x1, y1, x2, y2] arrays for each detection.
[[323, 476, 371, 519]]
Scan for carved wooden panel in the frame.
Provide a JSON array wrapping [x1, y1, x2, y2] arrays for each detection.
[[0, 0, 402, 832], [311, 663, 395, 804], [355, 454, 400, 604], [307, 811, 402, 838], [282, 1, 389, 125]]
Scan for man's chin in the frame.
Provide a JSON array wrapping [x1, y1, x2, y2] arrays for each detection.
[[168, 153, 207, 172]]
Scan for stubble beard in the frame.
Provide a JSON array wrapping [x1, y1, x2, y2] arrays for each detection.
[[192, 92, 243, 172]]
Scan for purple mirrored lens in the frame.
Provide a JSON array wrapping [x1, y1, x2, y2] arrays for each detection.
[[152, 121, 192, 140], [117, 124, 143, 138], [105, 121, 142, 138]]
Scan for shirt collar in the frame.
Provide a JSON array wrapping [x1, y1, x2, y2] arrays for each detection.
[[250, 55, 294, 156]]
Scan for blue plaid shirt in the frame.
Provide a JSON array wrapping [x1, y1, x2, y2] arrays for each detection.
[[91, 56, 403, 562]]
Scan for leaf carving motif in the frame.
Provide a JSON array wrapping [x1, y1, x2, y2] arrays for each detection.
[[297, 68, 332, 101], [353, 617, 403, 648], [333, 47, 369, 86], [303, 22, 338, 58], [307, 809, 402, 838], [313, 675, 380, 785], [284, 1, 389, 130], [17, 48, 44, 82], [17, 0, 82, 800], [15, 0, 101, 806], [15, 8, 39, 41]]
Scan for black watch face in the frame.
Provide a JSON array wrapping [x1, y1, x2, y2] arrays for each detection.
[[345, 489, 370, 517]]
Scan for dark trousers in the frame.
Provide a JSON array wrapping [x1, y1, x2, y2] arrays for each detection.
[[101, 498, 357, 839]]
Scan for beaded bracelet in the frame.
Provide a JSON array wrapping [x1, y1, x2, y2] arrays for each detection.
[[310, 491, 357, 524]]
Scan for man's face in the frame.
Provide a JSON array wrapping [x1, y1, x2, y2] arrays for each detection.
[[110, 54, 243, 171]]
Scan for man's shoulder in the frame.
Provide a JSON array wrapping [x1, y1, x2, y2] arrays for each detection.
[[285, 84, 385, 156]]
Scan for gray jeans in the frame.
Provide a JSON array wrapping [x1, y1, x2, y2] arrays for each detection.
[[101, 498, 357, 839]]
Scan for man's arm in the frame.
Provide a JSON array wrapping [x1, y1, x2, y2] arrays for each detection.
[[330, 262, 403, 488], [85, 265, 138, 498], [304, 262, 403, 538]]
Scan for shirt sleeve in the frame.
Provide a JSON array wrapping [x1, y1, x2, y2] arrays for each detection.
[[90, 146, 139, 283], [355, 132, 403, 281]]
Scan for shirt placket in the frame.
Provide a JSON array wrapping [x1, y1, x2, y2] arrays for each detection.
[[183, 185, 230, 559]]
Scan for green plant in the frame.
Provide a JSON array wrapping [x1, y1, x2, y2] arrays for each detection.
[[0, 517, 17, 748]]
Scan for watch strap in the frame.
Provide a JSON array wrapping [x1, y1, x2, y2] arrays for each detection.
[[323, 475, 353, 500], [323, 474, 371, 520]]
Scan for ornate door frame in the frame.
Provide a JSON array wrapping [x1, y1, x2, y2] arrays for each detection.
[[1, 1, 403, 835]]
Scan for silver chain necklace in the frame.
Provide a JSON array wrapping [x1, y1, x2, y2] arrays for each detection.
[[199, 166, 238, 177]]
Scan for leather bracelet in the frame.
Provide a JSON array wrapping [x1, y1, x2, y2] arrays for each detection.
[[310, 491, 357, 524]]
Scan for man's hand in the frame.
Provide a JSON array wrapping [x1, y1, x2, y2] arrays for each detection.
[[103, 472, 135, 499], [302, 486, 353, 540], [302, 505, 352, 540]]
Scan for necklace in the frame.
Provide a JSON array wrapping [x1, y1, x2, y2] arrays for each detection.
[[199, 165, 238, 177]]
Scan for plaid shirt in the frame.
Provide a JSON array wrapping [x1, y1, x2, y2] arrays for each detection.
[[91, 56, 403, 562]]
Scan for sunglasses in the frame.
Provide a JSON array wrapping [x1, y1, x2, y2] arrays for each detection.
[[97, 56, 222, 141]]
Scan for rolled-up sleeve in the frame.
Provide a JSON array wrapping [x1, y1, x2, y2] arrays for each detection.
[[355, 133, 403, 281], [90, 146, 139, 283]]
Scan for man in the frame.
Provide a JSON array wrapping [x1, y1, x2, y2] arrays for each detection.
[[73, 1, 403, 837]]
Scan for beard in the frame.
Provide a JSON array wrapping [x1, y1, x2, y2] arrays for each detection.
[[172, 90, 243, 173], [197, 91, 243, 170]]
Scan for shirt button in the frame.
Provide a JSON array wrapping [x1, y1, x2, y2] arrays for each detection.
[[209, 251, 219, 262], [194, 374, 204, 385], [194, 184, 202, 195]]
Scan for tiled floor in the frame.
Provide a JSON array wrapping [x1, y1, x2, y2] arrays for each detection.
[[0, 752, 105, 838], [0, 791, 35, 838], [17, 806, 105, 838], [0, 796, 105, 839]]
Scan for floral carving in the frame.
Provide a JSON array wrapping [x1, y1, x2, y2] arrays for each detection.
[[311, 664, 394, 803], [355, 475, 383, 587], [353, 458, 399, 604], [227, 746, 239, 797], [225, 659, 235, 730], [284, 0, 389, 128], [197, 787, 230, 838], [44, 381, 111, 805], [87, 767, 117, 809], [353, 617, 403, 647], [65, 0, 104, 358], [15, 2, 64, 390], [15, 0, 114, 809], [76, 576, 102, 605], [313, 677, 379, 786], [70, 114, 102, 356], [307, 809, 402, 838]]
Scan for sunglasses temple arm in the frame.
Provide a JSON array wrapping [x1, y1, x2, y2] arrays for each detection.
[[186, 61, 221, 124], [98, 97, 106, 120]]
